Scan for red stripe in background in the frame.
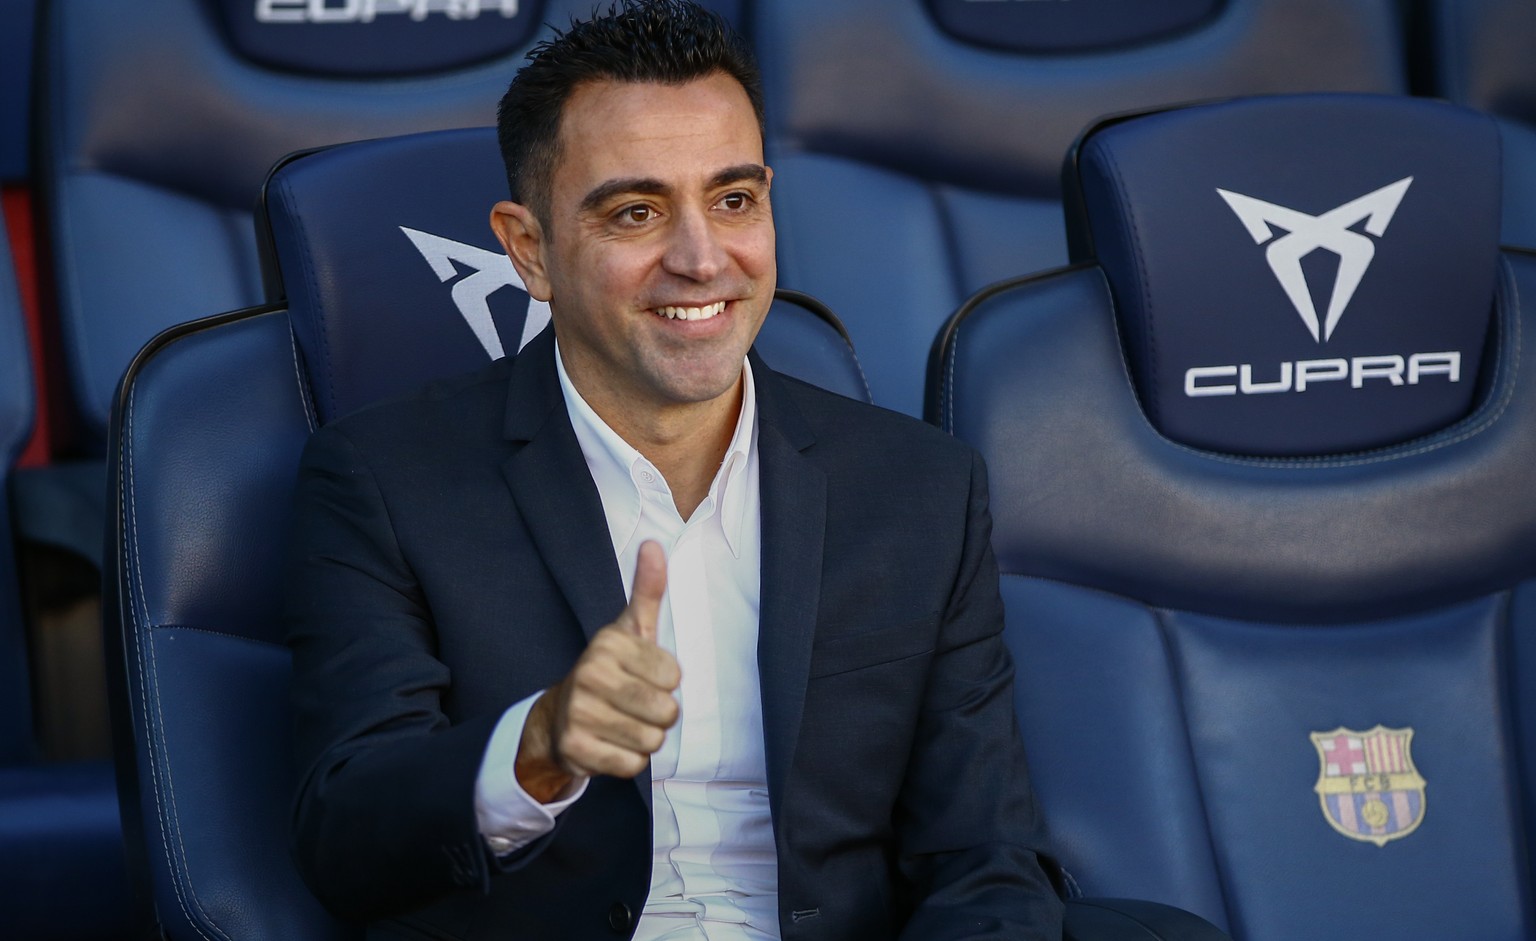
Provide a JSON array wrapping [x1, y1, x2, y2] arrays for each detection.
[[1, 186, 51, 468]]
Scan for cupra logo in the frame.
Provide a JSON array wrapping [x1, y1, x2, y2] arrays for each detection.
[[1217, 177, 1413, 343], [1183, 177, 1460, 398], [400, 227, 549, 359], [256, 0, 519, 23]]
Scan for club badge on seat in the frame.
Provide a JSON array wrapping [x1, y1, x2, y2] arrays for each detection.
[[1311, 726, 1426, 846]]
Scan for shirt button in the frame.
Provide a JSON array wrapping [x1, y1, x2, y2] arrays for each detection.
[[607, 901, 634, 934], [638, 469, 656, 484]]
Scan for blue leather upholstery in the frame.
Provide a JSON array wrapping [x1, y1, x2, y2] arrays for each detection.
[[107, 126, 867, 940], [937, 94, 1536, 940], [42, 0, 725, 452], [757, 0, 1410, 417], [0, 0, 36, 182], [0, 204, 130, 940]]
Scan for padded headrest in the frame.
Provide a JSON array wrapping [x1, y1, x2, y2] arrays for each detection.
[[925, 0, 1222, 54], [210, 0, 546, 77], [1069, 94, 1501, 456], [261, 127, 549, 423]]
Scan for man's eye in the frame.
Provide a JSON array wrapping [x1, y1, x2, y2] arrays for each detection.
[[619, 205, 654, 224], [720, 193, 750, 211]]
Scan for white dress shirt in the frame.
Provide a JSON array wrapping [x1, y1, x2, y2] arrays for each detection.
[[473, 344, 779, 940]]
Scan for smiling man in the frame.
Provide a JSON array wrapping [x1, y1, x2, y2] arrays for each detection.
[[283, 3, 1063, 940]]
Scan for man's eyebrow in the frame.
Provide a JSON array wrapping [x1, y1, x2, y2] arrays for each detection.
[[578, 177, 669, 214], [577, 165, 769, 215], [708, 164, 769, 190]]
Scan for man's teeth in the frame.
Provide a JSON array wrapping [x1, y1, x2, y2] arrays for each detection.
[[656, 301, 727, 321]]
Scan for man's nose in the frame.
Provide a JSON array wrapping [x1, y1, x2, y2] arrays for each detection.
[[662, 208, 729, 282]]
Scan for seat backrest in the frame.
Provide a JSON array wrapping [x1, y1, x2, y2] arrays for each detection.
[[757, 0, 1410, 417], [109, 126, 866, 940], [0, 202, 37, 763], [41, 0, 743, 453], [936, 93, 1535, 940]]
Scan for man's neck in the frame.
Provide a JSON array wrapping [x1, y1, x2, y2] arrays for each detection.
[[624, 384, 742, 520], [564, 364, 745, 521]]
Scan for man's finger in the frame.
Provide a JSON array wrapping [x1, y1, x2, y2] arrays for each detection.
[[623, 540, 667, 642]]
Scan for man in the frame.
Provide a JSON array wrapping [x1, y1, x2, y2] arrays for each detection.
[[284, 2, 1063, 938]]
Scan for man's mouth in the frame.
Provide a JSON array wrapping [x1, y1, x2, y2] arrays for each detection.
[[654, 301, 727, 321]]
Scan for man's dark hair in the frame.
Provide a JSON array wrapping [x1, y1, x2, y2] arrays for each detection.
[[496, 0, 765, 226]]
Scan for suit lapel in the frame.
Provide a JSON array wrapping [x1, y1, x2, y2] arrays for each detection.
[[752, 357, 827, 821]]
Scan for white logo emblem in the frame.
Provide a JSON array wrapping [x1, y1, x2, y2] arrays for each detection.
[[256, 0, 519, 24], [400, 227, 549, 359], [1217, 177, 1413, 343]]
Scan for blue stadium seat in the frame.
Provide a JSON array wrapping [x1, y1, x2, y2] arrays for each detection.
[[105, 128, 868, 941], [755, 0, 1411, 417], [937, 92, 1533, 940], [0, 203, 129, 940], [40, 0, 742, 454]]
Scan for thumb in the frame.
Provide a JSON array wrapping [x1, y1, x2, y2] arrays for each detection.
[[623, 540, 667, 642]]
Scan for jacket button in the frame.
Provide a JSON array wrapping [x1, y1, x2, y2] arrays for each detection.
[[608, 901, 634, 934]]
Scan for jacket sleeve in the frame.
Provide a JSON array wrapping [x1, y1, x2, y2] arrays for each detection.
[[893, 448, 1066, 941], [283, 424, 547, 921]]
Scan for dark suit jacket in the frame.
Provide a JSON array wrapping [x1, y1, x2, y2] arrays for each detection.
[[284, 327, 1063, 940]]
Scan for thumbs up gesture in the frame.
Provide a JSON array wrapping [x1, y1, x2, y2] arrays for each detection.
[[517, 541, 682, 801]]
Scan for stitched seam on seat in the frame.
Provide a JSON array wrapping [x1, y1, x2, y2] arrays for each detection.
[[1152, 608, 1237, 935], [846, 343, 872, 404], [1100, 146, 1160, 425], [124, 387, 221, 941], [945, 314, 961, 432], [1153, 254, 1524, 469], [289, 323, 317, 433], [147, 624, 288, 647], [280, 181, 338, 423]]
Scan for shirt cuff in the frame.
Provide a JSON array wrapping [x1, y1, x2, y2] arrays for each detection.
[[474, 690, 589, 856]]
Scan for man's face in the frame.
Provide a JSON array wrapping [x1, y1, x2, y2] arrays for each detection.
[[494, 72, 775, 425]]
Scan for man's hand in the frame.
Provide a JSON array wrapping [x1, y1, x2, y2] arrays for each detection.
[[516, 540, 681, 803]]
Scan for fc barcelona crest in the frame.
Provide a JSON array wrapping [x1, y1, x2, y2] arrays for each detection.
[[1311, 726, 1426, 847]]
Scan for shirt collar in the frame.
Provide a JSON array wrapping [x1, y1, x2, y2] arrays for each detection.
[[555, 341, 757, 558]]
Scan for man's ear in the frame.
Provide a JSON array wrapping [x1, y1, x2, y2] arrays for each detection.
[[490, 201, 553, 302]]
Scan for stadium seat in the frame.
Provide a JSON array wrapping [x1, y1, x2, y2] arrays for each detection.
[[755, 0, 1412, 417], [39, 0, 742, 455], [104, 128, 868, 941], [0, 203, 129, 940], [936, 92, 1533, 940]]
